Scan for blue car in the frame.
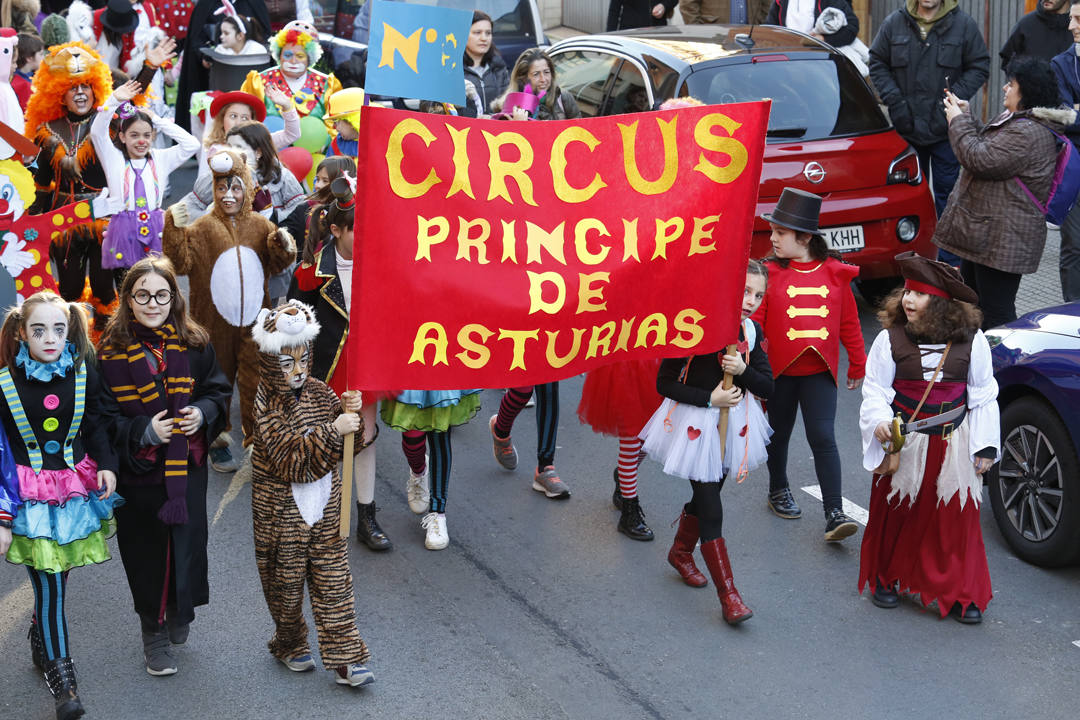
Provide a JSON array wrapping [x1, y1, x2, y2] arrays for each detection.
[[986, 303, 1080, 567]]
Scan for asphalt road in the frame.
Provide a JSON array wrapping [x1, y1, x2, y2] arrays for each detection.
[[0, 162, 1078, 719]]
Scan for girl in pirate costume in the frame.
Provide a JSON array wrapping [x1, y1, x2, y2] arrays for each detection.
[[90, 79, 200, 276], [0, 291, 122, 720], [24, 39, 174, 318], [250, 300, 374, 687], [288, 175, 393, 552], [858, 252, 998, 624], [640, 261, 773, 625], [98, 256, 231, 676]]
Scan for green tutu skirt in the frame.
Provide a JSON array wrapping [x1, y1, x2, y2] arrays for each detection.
[[7, 515, 119, 574], [381, 391, 482, 432]]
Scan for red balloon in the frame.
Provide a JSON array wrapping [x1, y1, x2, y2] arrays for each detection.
[[279, 147, 314, 185]]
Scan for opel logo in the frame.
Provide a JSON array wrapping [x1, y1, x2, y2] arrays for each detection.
[[804, 162, 826, 184]]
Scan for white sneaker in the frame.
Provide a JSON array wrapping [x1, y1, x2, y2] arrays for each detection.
[[406, 466, 430, 515], [421, 512, 449, 550]]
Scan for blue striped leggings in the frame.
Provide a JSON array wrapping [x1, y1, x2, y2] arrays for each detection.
[[27, 567, 70, 661], [496, 382, 560, 470]]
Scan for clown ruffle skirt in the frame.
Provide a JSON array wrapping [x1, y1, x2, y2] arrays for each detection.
[[6, 457, 124, 574], [380, 390, 482, 433]]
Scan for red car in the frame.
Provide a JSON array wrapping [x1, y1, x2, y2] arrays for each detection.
[[549, 24, 937, 300]]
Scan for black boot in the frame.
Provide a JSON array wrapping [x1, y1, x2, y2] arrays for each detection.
[[29, 617, 45, 671], [617, 496, 654, 541], [871, 581, 899, 609], [356, 501, 392, 551], [44, 657, 84, 720], [611, 468, 623, 511]]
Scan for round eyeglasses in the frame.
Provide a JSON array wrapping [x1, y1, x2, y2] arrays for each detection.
[[132, 289, 174, 306]]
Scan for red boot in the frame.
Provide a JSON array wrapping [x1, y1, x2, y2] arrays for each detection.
[[700, 538, 753, 624], [667, 511, 708, 588]]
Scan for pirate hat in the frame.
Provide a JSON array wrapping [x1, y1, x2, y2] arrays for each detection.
[[895, 251, 979, 304]]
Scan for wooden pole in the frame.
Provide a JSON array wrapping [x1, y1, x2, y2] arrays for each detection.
[[339, 432, 354, 538], [716, 344, 737, 458], [339, 390, 357, 539]]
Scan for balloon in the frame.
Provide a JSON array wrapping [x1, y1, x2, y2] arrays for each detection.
[[295, 115, 329, 154], [305, 152, 325, 191], [279, 147, 314, 186], [264, 114, 285, 134]]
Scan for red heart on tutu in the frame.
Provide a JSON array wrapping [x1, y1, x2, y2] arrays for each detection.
[[687, 427, 701, 441], [739, 425, 748, 437]]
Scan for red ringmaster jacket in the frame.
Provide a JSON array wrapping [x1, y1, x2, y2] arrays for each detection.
[[752, 257, 866, 382]]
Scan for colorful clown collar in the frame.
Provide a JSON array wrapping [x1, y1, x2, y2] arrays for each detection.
[[16, 341, 76, 381]]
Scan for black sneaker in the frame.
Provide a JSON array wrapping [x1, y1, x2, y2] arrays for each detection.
[[767, 488, 802, 519], [824, 508, 858, 542]]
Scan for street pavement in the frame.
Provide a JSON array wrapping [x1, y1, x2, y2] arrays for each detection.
[[0, 163, 1078, 719]]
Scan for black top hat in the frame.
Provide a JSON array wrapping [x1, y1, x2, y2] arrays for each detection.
[[895, 251, 979, 304], [102, 0, 139, 35], [761, 188, 822, 236]]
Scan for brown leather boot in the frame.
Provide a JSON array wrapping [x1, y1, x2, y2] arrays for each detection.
[[700, 538, 753, 625], [667, 511, 708, 588]]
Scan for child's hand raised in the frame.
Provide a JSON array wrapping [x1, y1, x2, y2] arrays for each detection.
[[112, 79, 142, 104], [333, 413, 361, 437], [709, 383, 743, 408]]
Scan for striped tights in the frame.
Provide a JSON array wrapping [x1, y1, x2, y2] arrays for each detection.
[[402, 429, 452, 513], [617, 436, 646, 499], [27, 567, 70, 661], [493, 382, 560, 470]]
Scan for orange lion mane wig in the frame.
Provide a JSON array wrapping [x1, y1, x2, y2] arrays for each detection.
[[24, 41, 147, 135]]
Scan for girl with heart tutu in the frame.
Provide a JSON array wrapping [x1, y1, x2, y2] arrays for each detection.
[[639, 261, 773, 626]]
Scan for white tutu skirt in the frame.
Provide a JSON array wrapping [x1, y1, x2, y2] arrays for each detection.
[[640, 396, 772, 482]]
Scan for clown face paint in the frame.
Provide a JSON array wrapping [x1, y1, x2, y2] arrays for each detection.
[[280, 44, 309, 78], [278, 346, 310, 390], [226, 135, 258, 169], [214, 176, 245, 216], [23, 302, 68, 363], [63, 83, 95, 115]]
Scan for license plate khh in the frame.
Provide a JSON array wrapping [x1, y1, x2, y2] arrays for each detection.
[[823, 224, 864, 252]]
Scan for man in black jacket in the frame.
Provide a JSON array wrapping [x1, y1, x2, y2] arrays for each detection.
[[607, 0, 679, 31], [869, 0, 989, 225], [1001, 0, 1072, 70]]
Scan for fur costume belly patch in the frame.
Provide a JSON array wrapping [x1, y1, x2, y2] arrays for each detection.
[[210, 245, 265, 327]]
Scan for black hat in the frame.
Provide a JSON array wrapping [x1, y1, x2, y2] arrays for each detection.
[[895, 251, 979, 304], [102, 0, 139, 35], [761, 188, 822, 236]]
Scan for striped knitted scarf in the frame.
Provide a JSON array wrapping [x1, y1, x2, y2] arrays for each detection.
[[100, 321, 193, 525]]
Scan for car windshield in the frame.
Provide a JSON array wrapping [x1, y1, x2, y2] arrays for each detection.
[[683, 56, 889, 141]]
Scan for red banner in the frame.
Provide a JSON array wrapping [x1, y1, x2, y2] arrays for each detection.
[[347, 102, 770, 390]]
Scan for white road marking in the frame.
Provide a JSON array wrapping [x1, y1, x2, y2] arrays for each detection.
[[212, 457, 252, 527], [800, 485, 870, 525], [0, 580, 33, 639], [1072, 640, 1080, 649]]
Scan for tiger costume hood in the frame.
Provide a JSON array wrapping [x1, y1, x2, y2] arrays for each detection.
[[252, 299, 320, 396]]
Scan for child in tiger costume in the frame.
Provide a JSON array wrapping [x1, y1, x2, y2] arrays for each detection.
[[249, 299, 373, 687]]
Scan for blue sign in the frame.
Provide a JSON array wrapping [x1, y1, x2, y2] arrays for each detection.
[[366, 0, 473, 106]]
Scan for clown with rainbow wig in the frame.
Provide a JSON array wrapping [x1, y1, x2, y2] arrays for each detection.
[[240, 20, 342, 130]]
